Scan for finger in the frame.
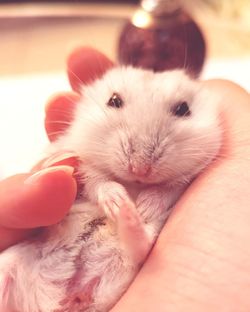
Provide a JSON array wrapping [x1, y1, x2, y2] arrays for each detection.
[[31, 151, 79, 172], [67, 46, 114, 93], [111, 82, 250, 311], [45, 92, 80, 142], [31, 152, 83, 199], [0, 227, 35, 252], [0, 166, 77, 229]]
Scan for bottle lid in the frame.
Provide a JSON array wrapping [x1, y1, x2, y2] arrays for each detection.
[[141, 0, 182, 17], [132, 0, 183, 29]]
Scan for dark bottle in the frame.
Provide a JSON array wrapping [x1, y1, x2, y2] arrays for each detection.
[[118, 0, 206, 77]]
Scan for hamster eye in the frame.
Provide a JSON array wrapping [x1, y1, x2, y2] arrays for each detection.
[[173, 101, 191, 117], [107, 93, 123, 108]]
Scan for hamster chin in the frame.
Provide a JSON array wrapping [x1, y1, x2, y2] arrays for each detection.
[[100, 155, 213, 188]]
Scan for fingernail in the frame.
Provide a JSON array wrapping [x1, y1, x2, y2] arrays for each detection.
[[42, 151, 78, 168], [25, 165, 74, 184]]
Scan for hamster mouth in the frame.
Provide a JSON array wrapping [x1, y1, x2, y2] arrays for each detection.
[[113, 168, 165, 185], [132, 175, 165, 185], [116, 174, 153, 185]]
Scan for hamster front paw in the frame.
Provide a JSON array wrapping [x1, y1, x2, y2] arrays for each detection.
[[97, 182, 132, 221]]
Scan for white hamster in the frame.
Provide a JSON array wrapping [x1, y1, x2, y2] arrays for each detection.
[[0, 67, 222, 312]]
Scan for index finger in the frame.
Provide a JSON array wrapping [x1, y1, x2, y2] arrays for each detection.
[[0, 166, 77, 251]]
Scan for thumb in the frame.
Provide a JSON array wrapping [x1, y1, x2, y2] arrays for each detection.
[[0, 166, 77, 229]]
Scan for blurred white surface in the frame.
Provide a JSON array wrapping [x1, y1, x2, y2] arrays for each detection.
[[0, 72, 70, 178], [203, 58, 250, 87], [0, 58, 249, 178]]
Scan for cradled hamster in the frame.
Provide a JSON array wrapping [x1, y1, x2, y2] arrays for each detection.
[[0, 67, 222, 312]]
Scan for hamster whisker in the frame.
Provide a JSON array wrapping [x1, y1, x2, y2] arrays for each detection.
[[83, 89, 112, 122], [182, 26, 188, 72], [93, 52, 114, 83], [46, 107, 76, 118], [67, 68, 85, 87], [102, 67, 117, 98], [45, 120, 73, 126], [120, 67, 128, 96], [45, 130, 68, 137]]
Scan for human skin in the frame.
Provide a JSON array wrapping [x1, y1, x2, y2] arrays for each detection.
[[1, 47, 250, 311]]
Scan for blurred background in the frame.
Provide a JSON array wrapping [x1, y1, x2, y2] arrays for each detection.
[[0, 0, 249, 177]]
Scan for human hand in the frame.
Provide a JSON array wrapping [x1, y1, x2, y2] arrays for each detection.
[[0, 47, 113, 251], [111, 80, 250, 311]]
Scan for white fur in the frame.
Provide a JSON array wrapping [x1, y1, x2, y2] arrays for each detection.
[[0, 67, 222, 312]]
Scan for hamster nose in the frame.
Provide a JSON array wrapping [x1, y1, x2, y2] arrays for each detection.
[[129, 163, 151, 177]]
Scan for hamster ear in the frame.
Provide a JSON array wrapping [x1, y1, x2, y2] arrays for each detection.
[[45, 93, 80, 142], [67, 46, 114, 93], [45, 47, 114, 142]]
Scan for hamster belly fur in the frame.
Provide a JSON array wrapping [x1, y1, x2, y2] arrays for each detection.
[[0, 187, 179, 312]]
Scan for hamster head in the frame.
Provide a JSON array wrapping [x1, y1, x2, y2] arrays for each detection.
[[57, 67, 221, 186]]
